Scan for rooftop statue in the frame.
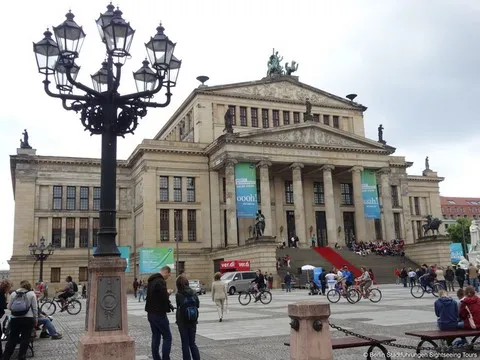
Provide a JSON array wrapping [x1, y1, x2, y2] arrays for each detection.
[[425, 156, 430, 170], [224, 109, 234, 134], [20, 129, 32, 149], [285, 60, 299, 75], [267, 49, 284, 77]]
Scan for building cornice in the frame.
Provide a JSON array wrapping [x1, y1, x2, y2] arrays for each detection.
[[407, 175, 445, 183]]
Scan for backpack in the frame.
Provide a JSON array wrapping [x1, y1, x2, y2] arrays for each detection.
[[72, 282, 78, 293], [10, 290, 30, 316], [182, 295, 199, 324]]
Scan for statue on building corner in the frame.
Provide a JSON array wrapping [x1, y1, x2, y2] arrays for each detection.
[[425, 156, 430, 170], [304, 99, 313, 122], [223, 109, 234, 134], [20, 129, 32, 149], [378, 124, 386, 144], [470, 220, 480, 252], [253, 210, 266, 239], [267, 49, 284, 77], [285, 60, 298, 75]]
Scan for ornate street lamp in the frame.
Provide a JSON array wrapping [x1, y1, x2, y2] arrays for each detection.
[[33, 5, 182, 358], [29, 236, 54, 283]]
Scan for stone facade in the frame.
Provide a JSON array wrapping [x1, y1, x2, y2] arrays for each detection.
[[9, 75, 444, 289]]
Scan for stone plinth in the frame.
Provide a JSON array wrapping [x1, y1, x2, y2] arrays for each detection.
[[77, 256, 135, 360], [405, 235, 450, 266], [246, 235, 277, 245], [16, 147, 36, 155], [288, 301, 333, 360]]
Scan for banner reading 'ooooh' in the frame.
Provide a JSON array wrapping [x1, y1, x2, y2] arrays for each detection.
[[235, 163, 258, 218], [361, 169, 381, 219]]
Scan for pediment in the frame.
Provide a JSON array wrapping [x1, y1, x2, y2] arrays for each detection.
[[235, 124, 386, 150]]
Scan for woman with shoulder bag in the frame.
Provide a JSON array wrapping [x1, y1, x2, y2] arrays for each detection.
[[458, 285, 480, 329], [175, 276, 200, 360], [211, 272, 227, 322]]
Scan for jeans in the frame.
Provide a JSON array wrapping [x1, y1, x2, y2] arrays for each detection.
[[148, 313, 172, 360], [38, 317, 57, 336], [457, 278, 465, 288], [285, 283, 291, 292], [472, 278, 479, 291], [3, 317, 34, 360], [138, 289, 145, 302], [446, 280, 455, 291], [178, 327, 200, 360]]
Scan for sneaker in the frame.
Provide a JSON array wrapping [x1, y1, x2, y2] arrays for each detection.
[[51, 334, 63, 340], [40, 332, 50, 339], [219, 318, 222, 322]]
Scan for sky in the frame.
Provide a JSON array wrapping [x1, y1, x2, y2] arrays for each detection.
[[0, 0, 479, 264]]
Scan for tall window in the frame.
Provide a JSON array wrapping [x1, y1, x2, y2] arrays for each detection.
[[283, 111, 290, 125], [272, 110, 280, 127], [293, 112, 300, 124], [374, 219, 382, 240], [93, 187, 101, 210], [80, 186, 89, 210], [66, 186, 76, 210], [262, 109, 269, 128], [92, 218, 99, 247], [285, 181, 294, 204], [341, 183, 353, 205], [391, 186, 399, 207], [160, 209, 169, 241], [228, 105, 236, 125], [52, 218, 62, 248], [414, 197, 420, 215], [256, 179, 261, 204], [187, 177, 196, 202], [394, 213, 401, 239], [51, 268, 61, 283], [160, 176, 169, 202], [313, 182, 325, 205], [79, 218, 89, 248], [323, 115, 330, 125], [53, 186, 62, 210], [79, 267, 88, 282], [416, 220, 422, 239], [174, 209, 183, 241], [239, 106, 247, 126], [313, 114, 319, 122], [251, 108, 258, 127], [333, 116, 339, 128], [66, 218, 75, 248], [173, 177, 182, 202], [187, 210, 197, 242], [222, 178, 226, 203]]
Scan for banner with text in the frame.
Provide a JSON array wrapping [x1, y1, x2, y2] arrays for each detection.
[[235, 163, 258, 218], [93, 246, 131, 272], [361, 170, 381, 219], [139, 247, 175, 274], [450, 243, 464, 264]]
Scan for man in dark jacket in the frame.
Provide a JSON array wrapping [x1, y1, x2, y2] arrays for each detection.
[[319, 271, 327, 295], [145, 266, 174, 360], [455, 266, 466, 289], [434, 290, 459, 330]]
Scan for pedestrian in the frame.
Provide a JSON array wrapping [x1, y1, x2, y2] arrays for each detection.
[[175, 275, 200, 360], [408, 268, 417, 287], [456, 265, 466, 289], [394, 268, 400, 285], [319, 270, 327, 295], [311, 234, 316, 248], [0, 279, 12, 357], [138, 280, 146, 302], [211, 272, 227, 322], [436, 266, 446, 290], [3, 280, 38, 360], [267, 273, 274, 290], [445, 266, 455, 292], [145, 266, 174, 360], [133, 278, 139, 298], [400, 268, 408, 287], [284, 272, 292, 292]]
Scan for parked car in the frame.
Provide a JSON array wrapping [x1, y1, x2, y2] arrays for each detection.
[[189, 279, 206, 295], [221, 271, 257, 295]]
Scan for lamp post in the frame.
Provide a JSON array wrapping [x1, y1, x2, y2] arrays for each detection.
[[33, 4, 181, 359], [28, 236, 54, 283]]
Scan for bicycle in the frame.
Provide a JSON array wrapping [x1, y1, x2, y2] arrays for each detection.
[[326, 282, 359, 304], [40, 293, 82, 315], [238, 285, 272, 305], [410, 280, 444, 299], [350, 280, 382, 303]]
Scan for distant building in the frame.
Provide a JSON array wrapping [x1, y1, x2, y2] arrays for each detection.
[[441, 196, 480, 230]]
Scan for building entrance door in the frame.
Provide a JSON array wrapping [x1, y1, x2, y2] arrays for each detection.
[[343, 212, 355, 247], [286, 211, 296, 240], [315, 211, 327, 246]]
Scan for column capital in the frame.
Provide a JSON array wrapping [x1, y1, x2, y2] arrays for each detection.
[[224, 158, 238, 167], [349, 165, 364, 173], [321, 164, 335, 172], [257, 161, 272, 168], [377, 167, 391, 175], [290, 162, 304, 170]]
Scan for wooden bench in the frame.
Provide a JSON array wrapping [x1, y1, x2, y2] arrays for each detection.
[[405, 329, 480, 356], [285, 335, 396, 360]]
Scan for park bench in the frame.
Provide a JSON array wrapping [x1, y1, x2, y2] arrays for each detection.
[[285, 335, 396, 360], [1, 317, 35, 358], [405, 329, 480, 356]]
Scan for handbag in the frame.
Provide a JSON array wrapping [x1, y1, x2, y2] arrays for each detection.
[[465, 305, 477, 329]]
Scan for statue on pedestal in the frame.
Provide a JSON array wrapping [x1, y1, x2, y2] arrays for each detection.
[[223, 109, 234, 134], [425, 156, 430, 170], [458, 256, 469, 270], [378, 124, 386, 144], [422, 215, 442, 236], [470, 220, 480, 252], [267, 49, 284, 77], [20, 129, 32, 149], [304, 99, 313, 122], [253, 210, 265, 239], [285, 60, 299, 75]]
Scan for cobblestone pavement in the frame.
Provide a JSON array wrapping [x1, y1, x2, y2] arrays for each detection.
[[13, 284, 476, 359]]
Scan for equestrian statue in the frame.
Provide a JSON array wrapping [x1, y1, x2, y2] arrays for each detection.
[[423, 215, 442, 236]]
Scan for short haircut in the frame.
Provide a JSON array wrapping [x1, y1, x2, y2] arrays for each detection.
[[438, 289, 448, 297], [161, 266, 171, 273], [465, 285, 476, 297], [66, 276, 73, 282], [20, 280, 32, 291], [214, 272, 222, 281], [457, 288, 465, 299], [0, 280, 12, 293]]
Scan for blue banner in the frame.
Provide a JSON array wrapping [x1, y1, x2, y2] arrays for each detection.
[[361, 170, 381, 219], [93, 246, 131, 272], [450, 243, 464, 264], [313, 267, 323, 287], [235, 163, 258, 218]]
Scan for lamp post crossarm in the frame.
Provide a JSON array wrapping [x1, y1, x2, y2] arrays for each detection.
[[142, 93, 172, 108], [118, 74, 167, 101], [43, 80, 89, 102], [65, 65, 104, 99]]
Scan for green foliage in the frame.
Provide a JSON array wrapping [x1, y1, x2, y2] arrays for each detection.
[[447, 218, 472, 244]]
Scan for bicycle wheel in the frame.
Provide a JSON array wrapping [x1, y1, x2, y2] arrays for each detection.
[[411, 285, 425, 299], [259, 291, 272, 305], [66, 299, 82, 315], [368, 288, 382, 303], [41, 301, 57, 316], [238, 292, 251, 306], [432, 283, 443, 297], [326, 289, 340, 303], [346, 288, 360, 304]]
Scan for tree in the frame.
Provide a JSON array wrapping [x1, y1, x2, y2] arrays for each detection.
[[447, 218, 471, 255]]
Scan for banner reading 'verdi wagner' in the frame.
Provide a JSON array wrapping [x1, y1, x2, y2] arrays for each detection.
[[235, 163, 258, 218]]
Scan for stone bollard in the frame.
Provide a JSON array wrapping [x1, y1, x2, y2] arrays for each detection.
[[288, 301, 333, 360]]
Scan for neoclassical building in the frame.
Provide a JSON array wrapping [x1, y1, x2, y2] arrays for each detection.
[[9, 73, 444, 288]]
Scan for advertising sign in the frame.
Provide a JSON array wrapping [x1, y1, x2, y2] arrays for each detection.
[[450, 243, 464, 264], [93, 246, 131, 272], [361, 170, 381, 219], [219, 260, 251, 273], [235, 163, 258, 218], [139, 247, 175, 274]]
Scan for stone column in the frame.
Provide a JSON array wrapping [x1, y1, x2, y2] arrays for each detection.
[[379, 168, 395, 241], [291, 163, 306, 245], [209, 170, 222, 248], [61, 217, 66, 248], [351, 166, 367, 241], [142, 167, 157, 247], [225, 159, 238, 247], [288, 301, 333, 360], [322, 165, 339, 246], [258, 161, 272, 236]]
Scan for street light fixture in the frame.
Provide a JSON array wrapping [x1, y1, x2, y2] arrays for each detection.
[[28, 236, 54, 283]]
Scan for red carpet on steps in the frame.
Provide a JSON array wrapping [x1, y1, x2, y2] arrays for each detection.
[[313, 247, 362, 278]]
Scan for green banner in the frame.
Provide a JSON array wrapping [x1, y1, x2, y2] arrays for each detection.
[[361, 170, 380, 219], [235, 163, 258, 218], [139, 247, 175, 274]]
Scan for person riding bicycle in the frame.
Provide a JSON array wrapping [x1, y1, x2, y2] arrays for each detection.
[[356, 267, 372, 298], [342, 266, 354, 288], [58, 276, 75, 312], [251, 269, 265, 302], [421, 266, 436, 292]]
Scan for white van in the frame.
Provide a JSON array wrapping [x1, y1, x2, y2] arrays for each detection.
[[221, 271, 257, 295]]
